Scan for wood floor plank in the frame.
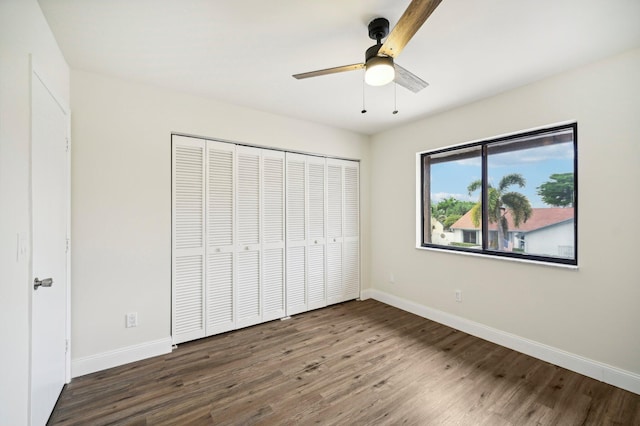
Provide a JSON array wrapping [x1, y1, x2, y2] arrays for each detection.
[[49, 299, 639, 425]]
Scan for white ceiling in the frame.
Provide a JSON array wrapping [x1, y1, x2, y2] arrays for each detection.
[[38, 0, 640, 135]]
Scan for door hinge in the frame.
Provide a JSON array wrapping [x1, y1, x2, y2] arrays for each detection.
[[65, 137, 70, 152], [65, 339, 69, 353], [65, 238, 70, 253]]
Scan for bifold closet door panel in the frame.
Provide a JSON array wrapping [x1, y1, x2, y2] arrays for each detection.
[[326, 158, 360, 305], [306, 156, 327, 310], [286, 153, 307, 316], [343, 161, 360, 301], [236, 146, 262, 328], [262, 150, 286, 322], [326, 160, 344, 305], [172, 136, 206, 344], [205, 141, 236, 336]]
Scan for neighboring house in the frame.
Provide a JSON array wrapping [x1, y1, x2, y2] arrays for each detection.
[[450, 208, 575, 258], [430, 217, 455, 246]]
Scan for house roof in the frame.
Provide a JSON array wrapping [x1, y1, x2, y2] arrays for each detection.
[[451, 208, 574, 233]]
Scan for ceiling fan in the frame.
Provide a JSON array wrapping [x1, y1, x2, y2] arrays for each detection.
[[293, 0, 442, 93]]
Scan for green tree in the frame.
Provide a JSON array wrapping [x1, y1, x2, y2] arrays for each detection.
[[468, 174, 533, 250], [537, 172, 574, 207], [442, 214, 462, 230], [431, 197, 475, 230]]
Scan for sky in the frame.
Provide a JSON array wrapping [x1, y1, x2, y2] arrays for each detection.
[[430, 141, 574, 208]]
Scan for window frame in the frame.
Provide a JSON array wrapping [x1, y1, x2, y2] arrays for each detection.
[[419, 122, 578, 267]]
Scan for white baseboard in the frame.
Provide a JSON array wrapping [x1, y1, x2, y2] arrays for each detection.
[[71, 337, 173, 378], [361, 288, 640, 396]]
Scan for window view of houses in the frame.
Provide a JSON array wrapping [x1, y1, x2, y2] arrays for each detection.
[[423, 125, 576, 263], [432, 203, 575, 259]]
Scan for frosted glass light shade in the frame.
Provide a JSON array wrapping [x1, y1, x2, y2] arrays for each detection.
[[365, 56, 395, 86]]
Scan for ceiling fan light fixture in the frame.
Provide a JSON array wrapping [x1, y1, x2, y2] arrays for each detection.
[[365, 56, 395, 86]]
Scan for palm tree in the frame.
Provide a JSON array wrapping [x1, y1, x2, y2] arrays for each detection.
[[467, 174, 532, 250]]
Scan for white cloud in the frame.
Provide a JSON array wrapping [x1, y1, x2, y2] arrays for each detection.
[[454, 158, 481, 167], [431, 192, 476, 202], [489, 143, 573, 167]]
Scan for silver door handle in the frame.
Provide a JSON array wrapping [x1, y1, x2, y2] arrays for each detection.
[[34, 277, 53, 290]]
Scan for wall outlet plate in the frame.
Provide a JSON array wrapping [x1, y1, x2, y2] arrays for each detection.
[[126, 312, 138, 328]]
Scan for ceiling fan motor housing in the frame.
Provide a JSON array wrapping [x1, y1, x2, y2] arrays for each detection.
[[366, 17, 392, 63], [368, 17, 390, 43]]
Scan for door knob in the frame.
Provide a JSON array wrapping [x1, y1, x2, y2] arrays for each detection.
[[33, 277, 53, 290]]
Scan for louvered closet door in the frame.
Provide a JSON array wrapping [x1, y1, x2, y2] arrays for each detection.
[[236, 146, 262, 328], [306, 156, 327, 310], [326, 160, 344, 305], [261, 150, 286, 322], [342, 161, 360, 301], [205, 141, 235, 335], [286, 153, 307, 315], [326, 158, 360, 304], [172, 136, 206, 344]]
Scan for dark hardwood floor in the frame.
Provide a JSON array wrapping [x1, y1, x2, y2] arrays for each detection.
[[49, 299, 639, 425]]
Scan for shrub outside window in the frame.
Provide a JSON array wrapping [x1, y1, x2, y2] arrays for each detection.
[[420, 123, 577, 266]]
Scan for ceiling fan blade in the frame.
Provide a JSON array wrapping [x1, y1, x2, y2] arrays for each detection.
[[293, 63, 364, 80], [394, 63, 429, 93], [379, 0, 442, 58]]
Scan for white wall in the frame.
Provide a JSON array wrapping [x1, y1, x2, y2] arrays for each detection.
[[70, 69, 371, 371], [370, 48, 640, 380], [0, 0, 70, 424], [526, 221, 574, 258]]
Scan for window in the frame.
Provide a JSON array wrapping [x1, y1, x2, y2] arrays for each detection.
[[420, 123, 577, 266], [462, 230, 477, 245]]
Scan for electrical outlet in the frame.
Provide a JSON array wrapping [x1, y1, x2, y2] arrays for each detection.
[[389, 272, 395, 284], [455, 290, 462, 303], [126, 312, 138, 328]]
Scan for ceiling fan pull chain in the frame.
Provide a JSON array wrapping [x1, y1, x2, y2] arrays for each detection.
[[393, 82, 399, 114], [361, 72, 367, 114]]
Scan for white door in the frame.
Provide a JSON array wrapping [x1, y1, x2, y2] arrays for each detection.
[[326, 159, 360, 305], [326, 161, 344, 305], [342, 162, 360, 301], [261, 150, 286, 321], [205, 140, 236, 335], [30, 71, 69, 425], [306, 156, 327, 310], [172, 136, 206, 344], [285, 153, 307, 315], [235, 146, 262, 327]]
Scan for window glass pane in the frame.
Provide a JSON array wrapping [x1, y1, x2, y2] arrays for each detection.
[[424, 146, 482, 250], [420, 124, 577, 265], [486, 129, 575, 260]]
